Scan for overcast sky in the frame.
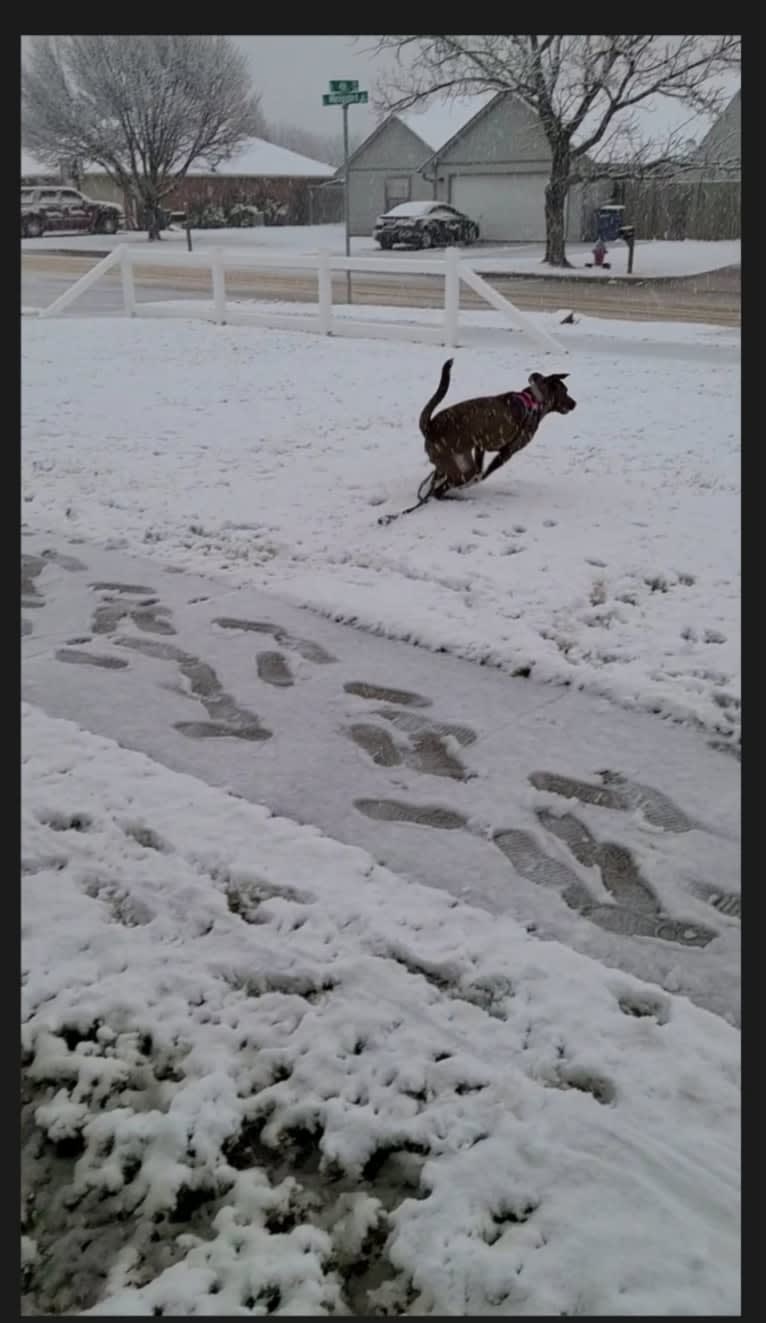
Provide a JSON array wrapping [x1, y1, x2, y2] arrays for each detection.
[[233, 36, 738, 149], [21, 35, 739, 150], [233, 37, 387, 136]]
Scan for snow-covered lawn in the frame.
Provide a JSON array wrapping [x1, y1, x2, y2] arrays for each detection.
[[22, 703, 740, 1316], [478, 238, 741, 279], [21, 225, 741, 278], [22, 314, 740, 750]]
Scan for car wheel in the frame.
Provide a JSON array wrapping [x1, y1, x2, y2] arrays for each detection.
[[419, 228, 433, 249], [378, 235, 393, 250], [100, 213, 118, 235], [469, 224, 479, 243], [23, 215, 44, 239]]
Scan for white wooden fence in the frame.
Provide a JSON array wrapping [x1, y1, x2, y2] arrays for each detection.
[[36, 243, 564, 355]]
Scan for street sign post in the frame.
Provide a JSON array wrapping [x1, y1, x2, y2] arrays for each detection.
[[323, 80, 368, 303]]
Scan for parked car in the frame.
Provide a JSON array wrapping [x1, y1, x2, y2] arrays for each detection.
[[21, 186, 123, 238], [373, 201, 480, 250]]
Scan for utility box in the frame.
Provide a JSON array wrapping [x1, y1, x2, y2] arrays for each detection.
[[596, 204, 625, 241]]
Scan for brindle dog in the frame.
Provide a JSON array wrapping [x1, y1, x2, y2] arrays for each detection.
[[378, 359, 576, 525], [421, 358, 576, 497]]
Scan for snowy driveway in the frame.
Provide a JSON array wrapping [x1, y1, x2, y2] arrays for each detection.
[[22, 534, 739, 1025]]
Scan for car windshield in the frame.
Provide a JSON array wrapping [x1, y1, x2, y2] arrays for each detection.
[[383, 202, 437, 218]]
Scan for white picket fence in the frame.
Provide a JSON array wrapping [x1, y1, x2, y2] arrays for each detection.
[[36, 243, 564, 355]]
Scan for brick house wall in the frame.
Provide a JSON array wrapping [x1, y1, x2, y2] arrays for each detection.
[[164, 175, 316, 224]]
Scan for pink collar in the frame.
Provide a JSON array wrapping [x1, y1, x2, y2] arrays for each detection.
[[516, 389, 543, 411]]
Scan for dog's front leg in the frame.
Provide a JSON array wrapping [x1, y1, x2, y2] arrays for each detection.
[[480, 445, 513, 483]]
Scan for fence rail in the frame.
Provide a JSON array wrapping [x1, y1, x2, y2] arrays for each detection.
[[35, 244, 564, 355]]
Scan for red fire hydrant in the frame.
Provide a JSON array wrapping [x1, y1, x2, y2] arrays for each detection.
[[586, 237, 611, 269]]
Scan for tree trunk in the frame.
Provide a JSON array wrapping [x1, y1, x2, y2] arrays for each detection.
[[147, 205, 163, 241], [140, 185, 163, 241], [543, 146, 572, 267]]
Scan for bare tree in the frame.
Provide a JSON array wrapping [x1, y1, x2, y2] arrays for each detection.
[[22, 35, 261, 239], [370, 36, 740, 264]]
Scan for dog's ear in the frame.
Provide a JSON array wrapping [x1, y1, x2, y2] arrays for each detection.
[[528, 372, 544, 385], [549, 372, 569, 381]]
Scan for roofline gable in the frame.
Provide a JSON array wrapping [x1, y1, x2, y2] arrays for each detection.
[[418, 91, 507, 170], [342, 111, 431, 174]]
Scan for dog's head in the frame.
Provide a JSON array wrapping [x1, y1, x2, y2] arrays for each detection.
[[529, 372, 576, 414]]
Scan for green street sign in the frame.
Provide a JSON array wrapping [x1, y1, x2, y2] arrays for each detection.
[[329, 79, 358, 93], [322, 90, 368, 106]]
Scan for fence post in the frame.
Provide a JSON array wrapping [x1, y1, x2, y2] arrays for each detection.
[[120, 244, 136, 317], [317, 249, 333, 335], [212, 249, 226, 324], [444, 247, 460, 347]]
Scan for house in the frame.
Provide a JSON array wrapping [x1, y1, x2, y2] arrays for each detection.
[[21, 139, 336, 227], [692, 88, 740, 180], [345, 92, 593, 242], [166, 138, 336, 224], [612, 87, 742, 241]]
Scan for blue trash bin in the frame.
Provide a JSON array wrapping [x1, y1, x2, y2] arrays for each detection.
[[596, 205, 625, 241]]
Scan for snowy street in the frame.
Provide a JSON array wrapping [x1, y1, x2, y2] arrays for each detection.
[[22, 245, 741, 327]]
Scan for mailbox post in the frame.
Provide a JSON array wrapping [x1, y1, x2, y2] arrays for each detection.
[[618, 224, 636, 275]]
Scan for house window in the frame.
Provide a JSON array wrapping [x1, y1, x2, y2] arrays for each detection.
[[385, 177, 411, 210]]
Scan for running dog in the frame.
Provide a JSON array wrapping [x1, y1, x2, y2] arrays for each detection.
[[420, 358, 576, 497], [378, 359, 576, 524]]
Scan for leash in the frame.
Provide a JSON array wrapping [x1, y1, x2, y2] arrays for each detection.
[[377, 470, 442, 526]]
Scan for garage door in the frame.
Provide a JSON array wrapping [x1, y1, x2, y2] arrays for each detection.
[[450, 174, 547, 242]]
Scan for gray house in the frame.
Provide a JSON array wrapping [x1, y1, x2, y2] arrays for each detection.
[[346, 92, 592, 242], [692, 88, 741, 180]]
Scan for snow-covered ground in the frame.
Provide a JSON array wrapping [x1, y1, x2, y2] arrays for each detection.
[[21, 224, 741, 277], [22, 703, 740, 1316], [21, 531, 741, 1026], [481, 239, 741, 279], [22, 313, 740, 750]]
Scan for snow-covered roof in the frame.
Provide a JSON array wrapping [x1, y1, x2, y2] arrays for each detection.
[[696, 88, 740, 165], [21, 149, 56, 177], [572, 84, 741, 164], [397, 92, 498, 154], [189, 138, 334, 180]]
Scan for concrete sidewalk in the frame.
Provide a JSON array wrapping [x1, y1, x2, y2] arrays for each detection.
[[22, 532, 740, 1022]]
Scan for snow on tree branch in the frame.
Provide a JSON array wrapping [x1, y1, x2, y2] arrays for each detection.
[[22, 35, 262, 239]]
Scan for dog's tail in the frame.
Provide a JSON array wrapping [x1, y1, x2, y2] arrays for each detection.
[[419, 358, 453, 438]]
